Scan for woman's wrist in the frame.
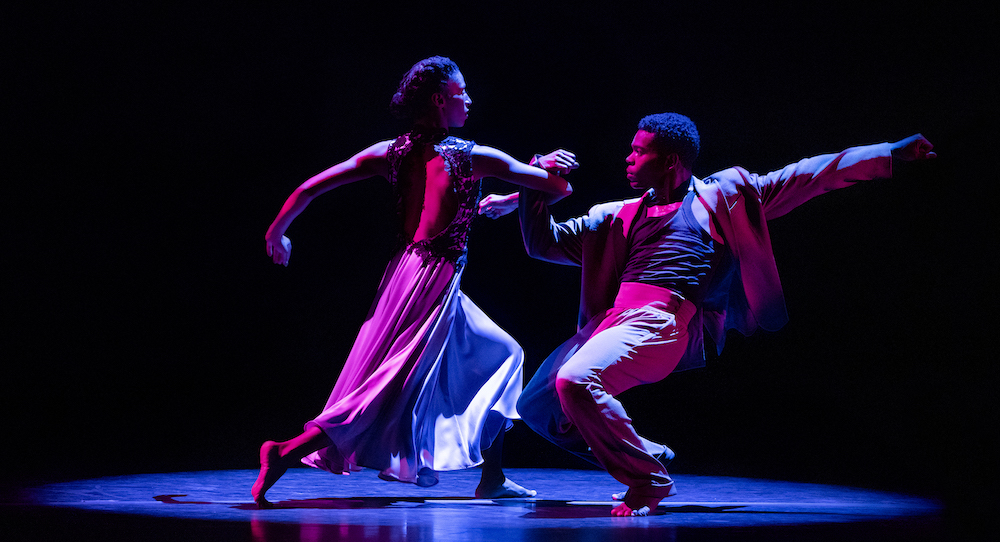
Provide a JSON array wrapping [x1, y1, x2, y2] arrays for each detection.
[[265, 225, 284, 241]]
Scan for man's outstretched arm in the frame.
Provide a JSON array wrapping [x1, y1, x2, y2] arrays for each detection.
[[735, 134, 935, 220]]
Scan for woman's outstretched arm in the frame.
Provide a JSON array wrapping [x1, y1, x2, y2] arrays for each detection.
[[476, 149, 577, 218], [265, 140, 391, 266], [471, 146, 573, 205]]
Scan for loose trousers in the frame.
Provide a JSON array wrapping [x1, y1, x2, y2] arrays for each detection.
[[518, 282, 695, 502]]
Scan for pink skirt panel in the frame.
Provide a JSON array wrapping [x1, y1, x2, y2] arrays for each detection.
[[302, 247, 523, 482]]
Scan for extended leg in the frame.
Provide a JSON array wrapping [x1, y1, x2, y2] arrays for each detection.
[[251, 426, 333, 508]]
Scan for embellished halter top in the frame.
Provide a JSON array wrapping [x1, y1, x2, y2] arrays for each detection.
[[386, 130, 480, 265]]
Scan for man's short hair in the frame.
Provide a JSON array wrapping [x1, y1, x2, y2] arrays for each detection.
[[637, 113, 700, 169]]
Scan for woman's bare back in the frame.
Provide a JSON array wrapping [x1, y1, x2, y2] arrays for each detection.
[[398, 144, 460, 244]]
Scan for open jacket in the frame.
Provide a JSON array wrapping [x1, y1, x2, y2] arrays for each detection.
[[518, 142, 893, 371]]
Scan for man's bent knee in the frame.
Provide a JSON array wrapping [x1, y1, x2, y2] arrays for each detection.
[[555, 375, 598, 406]]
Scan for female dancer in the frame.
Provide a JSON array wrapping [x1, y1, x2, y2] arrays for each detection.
[[252, 56, 575, 507]]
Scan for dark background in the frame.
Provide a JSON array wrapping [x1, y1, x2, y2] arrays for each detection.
[[4, 0, 996, 534]]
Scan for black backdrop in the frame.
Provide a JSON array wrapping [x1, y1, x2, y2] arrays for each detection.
[[4, 0, 996, 532]]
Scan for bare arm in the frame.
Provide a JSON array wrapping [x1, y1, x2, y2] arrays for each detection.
[[471, 145, 573, 204], [265, 140, 391, 266], [477, 149, 578, 218], [478, 192, 520, 219]]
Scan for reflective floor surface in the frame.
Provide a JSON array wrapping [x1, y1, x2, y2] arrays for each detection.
[[3, 468, 948, 541]]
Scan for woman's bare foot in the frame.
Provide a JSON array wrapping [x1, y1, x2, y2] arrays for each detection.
[[251, 441, 288, 508], [475, 477, 537, 498]]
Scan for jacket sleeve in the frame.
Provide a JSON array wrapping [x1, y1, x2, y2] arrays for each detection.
[[729, 142, 894, 220], [517, 187, 589, 266]]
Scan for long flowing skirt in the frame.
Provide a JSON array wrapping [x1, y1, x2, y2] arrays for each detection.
[[301, 246, 523, 483]]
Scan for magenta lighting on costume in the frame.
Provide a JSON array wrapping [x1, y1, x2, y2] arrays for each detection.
[[254, 56, 570, 506]]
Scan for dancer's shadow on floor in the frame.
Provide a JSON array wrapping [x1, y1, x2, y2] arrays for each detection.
[[518, 501, 747, 519], [205, 495, 747, 517], [227, 496, 468, 510]]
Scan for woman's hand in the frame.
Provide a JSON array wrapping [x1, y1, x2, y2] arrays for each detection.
[[531, 149, 579, 176], [266, 235, 293, 266], [478, 193, 519, 219], [471, 145, 572, 204]]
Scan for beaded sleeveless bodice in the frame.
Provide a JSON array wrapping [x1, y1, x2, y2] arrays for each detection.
[[386, 131, 480, 265]]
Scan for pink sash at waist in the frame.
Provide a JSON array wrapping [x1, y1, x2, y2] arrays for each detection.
[[614, 282, 696, 324]]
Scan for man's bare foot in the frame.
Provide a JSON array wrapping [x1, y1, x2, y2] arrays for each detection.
[[251, 441, 287, 509], [475, 477, 537, 498], [611, 502, 651, 516], [613, 446, 675, 502], [610, 482, 676, 516]]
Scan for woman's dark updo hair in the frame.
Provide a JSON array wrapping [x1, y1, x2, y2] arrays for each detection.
[[389, 56, 460, 121]]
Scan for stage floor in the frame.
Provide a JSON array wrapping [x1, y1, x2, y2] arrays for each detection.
[[4, 468, 946, 541]]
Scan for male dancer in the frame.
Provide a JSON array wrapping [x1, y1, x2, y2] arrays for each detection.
[[483, 113, 935, 516]]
